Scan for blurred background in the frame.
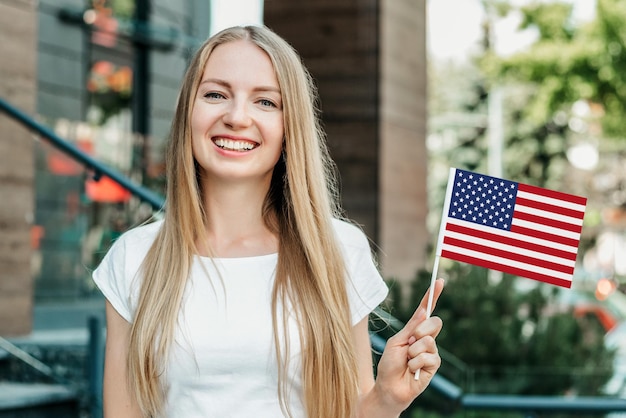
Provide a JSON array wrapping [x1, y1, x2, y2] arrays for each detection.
[[0, 0, 625, 417]]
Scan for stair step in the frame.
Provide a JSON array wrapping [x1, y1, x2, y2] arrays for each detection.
[[0, 382, 78, 417]]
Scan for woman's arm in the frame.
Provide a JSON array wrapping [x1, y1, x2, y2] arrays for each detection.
[[355, 279, 445, 418], [103, 300, 143, 418]]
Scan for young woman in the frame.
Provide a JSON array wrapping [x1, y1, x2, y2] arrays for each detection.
[[93, 25, 444, 418]]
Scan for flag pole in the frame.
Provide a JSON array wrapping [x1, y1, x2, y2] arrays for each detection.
[[425, 255, 441, 318], [427, 167, 456, 316], [415, 168, 456, 380]]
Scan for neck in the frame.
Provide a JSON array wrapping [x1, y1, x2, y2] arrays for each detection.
[[199, 177, 278, 258]]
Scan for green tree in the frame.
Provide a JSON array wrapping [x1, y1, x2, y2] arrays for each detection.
[[483, 0, 626, 140], [382, 266, 615, 417], [417, 1, 621, 417]]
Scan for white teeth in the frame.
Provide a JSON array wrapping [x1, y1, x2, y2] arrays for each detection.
[[214, 138, 256, 151]]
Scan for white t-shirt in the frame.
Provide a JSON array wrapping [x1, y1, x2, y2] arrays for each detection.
[[93, 218, 389, 418]]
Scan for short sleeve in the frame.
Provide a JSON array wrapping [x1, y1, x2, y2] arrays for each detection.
[[92, 234, 134, 322], [92, 221, 161, 323], [332, 219, 389, 325]]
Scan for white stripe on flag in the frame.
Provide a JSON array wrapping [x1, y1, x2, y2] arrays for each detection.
[[444, 229, 576, 268], [517, 190, 586, 212], [514, 204, 585, 226], [441, 243, 574, 281], [512, 218, 582, 240], [446, 218, 579, 253]]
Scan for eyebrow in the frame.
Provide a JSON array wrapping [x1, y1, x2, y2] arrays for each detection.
[[199, 78, 281, 94]]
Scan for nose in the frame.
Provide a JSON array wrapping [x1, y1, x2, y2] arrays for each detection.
[[222, 99, 252, 128]]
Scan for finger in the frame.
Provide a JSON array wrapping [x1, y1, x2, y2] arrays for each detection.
[[408, 352, 441, 376], [391, 279, 445, 344], [407, 335, 437, 359], [400, 279, 444, 338], [391, 307, 426, 343], [418, 278, 445, 314], [411, 316, 443, 343], [409, 320, 441, 381]]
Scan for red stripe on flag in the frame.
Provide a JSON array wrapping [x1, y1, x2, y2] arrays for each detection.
[[443, 236, 575, 275], [513, 210, 583, 234], [510, 224, 580, 248], [445, 223, 578, 261], [515, 197, 585, 220], [518, 183, 588, 206], [440, 250, 573, 288]]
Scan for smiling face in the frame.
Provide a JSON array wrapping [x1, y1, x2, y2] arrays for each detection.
[[191, 39, 284, 187]]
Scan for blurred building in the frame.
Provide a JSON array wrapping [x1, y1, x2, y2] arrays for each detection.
[[0, 0, 428, 336]]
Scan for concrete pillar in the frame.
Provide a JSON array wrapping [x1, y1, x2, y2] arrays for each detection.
[[264, 0, 428, 284], [378, 0, 429, 282], [0, 0, 37, 335]]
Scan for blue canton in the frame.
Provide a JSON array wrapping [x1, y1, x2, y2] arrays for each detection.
[[448, 169, 519, 231]]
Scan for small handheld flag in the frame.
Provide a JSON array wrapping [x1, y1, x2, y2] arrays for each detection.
[[435, 168, 587, 289], [418, 168, 587, 380]]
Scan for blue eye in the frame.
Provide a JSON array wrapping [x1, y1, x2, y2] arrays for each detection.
[[258, 99, 277, 108], [204, 92, 225, 99]]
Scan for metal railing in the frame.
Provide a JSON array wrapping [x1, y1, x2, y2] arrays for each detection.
[[3, 97, 626, 416], [0, 97, 164, 212], [370, 307, 626, 415]]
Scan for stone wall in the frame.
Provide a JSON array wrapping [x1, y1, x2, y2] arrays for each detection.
[[0, 0, 38, 335]]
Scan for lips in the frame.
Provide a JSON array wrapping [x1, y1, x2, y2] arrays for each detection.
[[212, 137, 259, 152]]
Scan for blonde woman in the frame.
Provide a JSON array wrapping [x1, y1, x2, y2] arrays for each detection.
[[93, 25, 444, 418]]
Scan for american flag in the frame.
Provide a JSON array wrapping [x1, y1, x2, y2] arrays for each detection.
[[436, 168, 587, 288]]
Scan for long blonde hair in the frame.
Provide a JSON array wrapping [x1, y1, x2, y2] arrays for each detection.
[[128, 26, 358, 418]]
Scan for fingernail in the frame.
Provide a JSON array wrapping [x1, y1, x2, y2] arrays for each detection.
[[408, 336, 416, 345]]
